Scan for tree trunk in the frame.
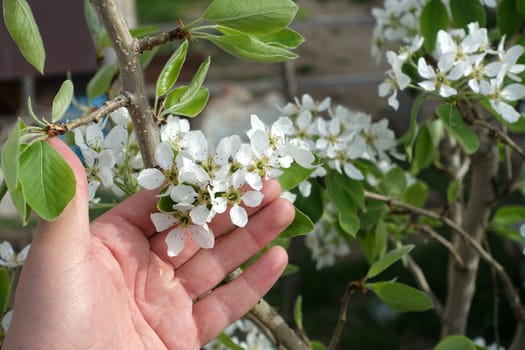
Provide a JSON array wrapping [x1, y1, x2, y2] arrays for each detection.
[[441, 132, 498, 336]]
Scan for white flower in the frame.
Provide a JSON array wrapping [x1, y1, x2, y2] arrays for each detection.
[[0, 241, 30, 268], [137, 142, 175, 190], [417, 57, 461, 97], [480, 76, 525, 123], [160, 115, 190, 148], [151, 212, 214, 257], [485, 39, 525, 82], [1, 310, 12, 332], [379, 51, 411, 110], [109, 107, 131, 126]]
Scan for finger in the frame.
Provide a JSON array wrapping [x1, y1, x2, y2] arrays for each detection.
[[91, 188, 159, 238], [148, 180, 283, 267], [193, 246, 288, 345], [176, 198, 294, 300], [35, 138, 90, 242]]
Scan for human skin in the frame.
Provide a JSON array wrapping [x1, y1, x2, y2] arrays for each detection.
[[2, 138, 294, 349]]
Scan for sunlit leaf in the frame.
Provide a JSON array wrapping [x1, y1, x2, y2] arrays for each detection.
[[294, 295, 303, 330], [420, 0, 449, 52], [3, 0, 45, 73], [279, 207, 314, 239], [155, 40, 189, 98], [51, 80, 74, 122], [436, 103, 479, 154], [203, 0, 298, 34], [434, 335, 476, 350], [19, 140, 76, 221]]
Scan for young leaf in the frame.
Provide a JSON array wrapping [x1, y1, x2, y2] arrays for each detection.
[[379, 167, 407, 199], [279, 207, 314, 239], [8, 184, 30, 225], [205, 34, 298, 62], [179, 57, 211, 104], [311, 341, 328, 350], [368, 281, 434, 312], [3, 0, 45, 73], [400, 94, 425, 162], [293, 295, 303, 330], [498, 0, 525, 37], [217, 25, 304, 49], [420, 0, 449, 52], [489, 205, 525, 242], [450, 0, 486, 29], [436, 103, 479, 154], [434, 335, 476, 350], [1, 119, 25, 191], [0, 269, 9, 314], [366, 245, 414, 279], [52, 80, 74, 122], [215, 332, 243, 350], [326, 171, 360, 236], [19, 140, 76, 221], [155, 40, 189, 99], [164, 87, 209, 118], [87, 63, 118, 100], [202, 0, 298, 34]]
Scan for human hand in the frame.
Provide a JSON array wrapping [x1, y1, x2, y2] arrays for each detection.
[[2, 138, 294, 349]]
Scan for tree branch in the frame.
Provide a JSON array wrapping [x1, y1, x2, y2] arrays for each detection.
[[474, 119, 525, 160], [64, 94, 130, 131], [364, 190, 525, 326], [226, 268, 309, 350], [413, 224, 464, 268], [91, 0, 159, 168], [137, 21, 188, 53], [327, 281, 358, 350]]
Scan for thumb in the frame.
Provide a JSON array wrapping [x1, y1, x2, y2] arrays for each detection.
[[34, 137, 90, 243]]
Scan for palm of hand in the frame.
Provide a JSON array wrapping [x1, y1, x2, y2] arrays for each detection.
[[3, 139, 292, 350]]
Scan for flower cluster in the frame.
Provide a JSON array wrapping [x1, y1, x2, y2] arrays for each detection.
[[137, 114, 314, 257], [0, 241, 29, 268], [371, 0, 496, 63], [380, 22, 525, 123], [73, 107, 143, 201], [305, 204, 351, 270]]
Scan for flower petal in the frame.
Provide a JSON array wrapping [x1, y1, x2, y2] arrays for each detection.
[[165, 227, 185, 257], [242, 191, 264, 207], [230, 204, 248, 227], [138, 168, 165, 190], [190, 224, 215, 249], [151, 212, 178, 232]]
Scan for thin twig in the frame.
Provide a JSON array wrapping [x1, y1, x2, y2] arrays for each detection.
[[474, 119, 525, 160], [365, 190, 525, 324], [404, 254, 444, 319], [64, 93, 131, 131], [327, 281, 359, 350], [483, 236, 501, 347], [413, 224, 464, 267], [226, 268, 309, 350], [137, 21, 188, 53]]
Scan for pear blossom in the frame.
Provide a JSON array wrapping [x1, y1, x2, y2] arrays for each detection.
[[151, 212, 214, 257], [417, 57, 462, 97], [0, 241, 30, 268], [479, 77, 525, 123]]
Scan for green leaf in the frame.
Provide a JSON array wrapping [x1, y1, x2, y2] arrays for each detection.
[[164, 87, 209, 118], [311, 341, 328, 350], [411, 126, 436, 174], [402, 181, 428, 208], [328, 170, 365, 209], [3, 0, 45, 73], [436, 103, 479, 154], [155, 40, 189, 99], [447, 179, 460, 204], [215, 332, 243, 350], [51, 80, 74, 122], [283, 263, 299, 276], [8, 184, 30, 225], [278, 162, 316, 191], [179, 57, 211, 103], [379, 167, 407, 199], [369, 281, 434, 312], [326, 171, 360, 236], [1, 119, 25, 191], [280, 207, 314, 239], [420, 0, 449, 52], [434, 335, 476, 350], [489, 205, 525, 242], [0, 269, 9, 314], [519, 0, 525, 15], [202, 0, 298, 34], [291, 180, 323, 224], [294, 295, 303, 330], [218, 25, 304, 49], [367, 245, 414, 279], [205, 34, 298, 62], [401, 94, 425, 162], [18, 140, 76, 221], [450, 0, 486, 29], [87, 63, 118, 100], [498, 0, 525, 37]]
